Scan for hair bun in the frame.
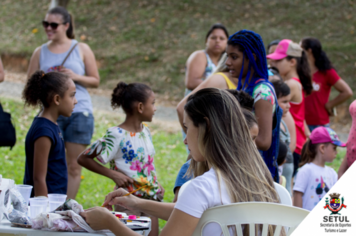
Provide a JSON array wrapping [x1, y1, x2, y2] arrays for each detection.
[[111, 82, 129, 109]]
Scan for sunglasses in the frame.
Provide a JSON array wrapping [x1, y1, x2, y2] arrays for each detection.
[[42, 20, 65, 30]]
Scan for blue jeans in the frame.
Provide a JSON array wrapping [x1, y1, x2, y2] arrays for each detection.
[[308, 124, 330, 132]]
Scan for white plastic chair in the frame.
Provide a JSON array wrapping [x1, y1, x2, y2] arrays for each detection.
[[192, 202, 309, 236], [273, 182, 292, 206]]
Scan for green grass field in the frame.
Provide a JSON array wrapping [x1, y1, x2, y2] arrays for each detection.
[[1, 0, 356, 103], [0, 97, 345, 229], [0, 97, 187, 229]]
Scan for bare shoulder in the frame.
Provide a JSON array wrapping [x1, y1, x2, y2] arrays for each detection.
[[32, 46, 42, 56], [200, 73, 227, 89], [206, 73, 225, 82], [285, 79, 300, 89], [187, 50, 206, 64], [78, 42, 92, 53]]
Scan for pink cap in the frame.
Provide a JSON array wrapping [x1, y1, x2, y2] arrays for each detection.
[[266, 39, 303, 60], [309, 127, 346, 147]]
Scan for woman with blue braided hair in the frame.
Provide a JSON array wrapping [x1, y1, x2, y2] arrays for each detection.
[[225, 29, 283, 182]]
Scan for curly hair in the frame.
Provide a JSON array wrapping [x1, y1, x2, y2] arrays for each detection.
[[111, 82, 152, 114], [22, 70, 69, 107]]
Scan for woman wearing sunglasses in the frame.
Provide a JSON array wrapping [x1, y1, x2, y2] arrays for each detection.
[[27, 6, 100, 200]]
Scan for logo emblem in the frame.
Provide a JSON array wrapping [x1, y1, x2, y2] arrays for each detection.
[[324, 193, 346, 215]]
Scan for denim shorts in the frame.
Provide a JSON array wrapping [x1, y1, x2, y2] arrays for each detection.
[[57, 112, 94, 145]]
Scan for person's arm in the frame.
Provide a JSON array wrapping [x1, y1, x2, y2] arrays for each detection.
[[77, 148, 134, 187], [293, 191, 303, 208], [33, 137, 51, 196], [283, 113, 296, 153], [102, 188, 175, 221], [325, 79, 353, 115], [27, 47, 41, 79], [81, 206, 199, 236], [338, 156, 348, 179], [254, 99, 273, 151], [0, 57, 4, 82], [177, 73, 228, 131], [304, 120, 311, 138], [185, 51, 207, 91], [61, 43, 100, 88]]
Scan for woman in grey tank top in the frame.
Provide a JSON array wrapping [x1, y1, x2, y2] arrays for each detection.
[[27, 6, 100, 200]]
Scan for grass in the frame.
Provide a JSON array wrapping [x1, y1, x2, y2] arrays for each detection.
[[1, 0, 356, 103], [0, 97, 187, 229]]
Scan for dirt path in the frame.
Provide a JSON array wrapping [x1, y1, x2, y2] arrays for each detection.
[[1, 71, 351, 142], [1, 71, 182, 133]]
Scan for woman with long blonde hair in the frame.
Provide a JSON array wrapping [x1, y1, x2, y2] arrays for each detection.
[[80, 88, 283, 236]]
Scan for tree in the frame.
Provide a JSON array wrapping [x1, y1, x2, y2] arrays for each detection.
[[49, 0, 70, 9]]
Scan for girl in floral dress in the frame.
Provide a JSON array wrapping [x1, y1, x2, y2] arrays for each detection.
[[78, 82, 163, 236]]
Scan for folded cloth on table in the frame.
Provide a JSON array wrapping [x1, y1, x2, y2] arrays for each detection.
[[33, 199, 109, 233], [32, 212, 83, 232], [51, 199, 83, 214]]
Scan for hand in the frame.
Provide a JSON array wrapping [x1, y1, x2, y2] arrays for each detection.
[[158, 182, 165, 197], [80, 207, 117, 230], [102, 188, 140, 212], [60, 67, 78, 81], [110, 170, 134, 187], [325, 102, 334, 116]]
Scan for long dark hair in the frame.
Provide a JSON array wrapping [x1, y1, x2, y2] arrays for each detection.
[[286, 51, 313, 95], [205, 23, 229, 41], [300, 139, 322, 167], [22, 70, 69, 107], [227, 30, 269, 93], [48, 6, 75, 39], [301, 37, 333, 72]]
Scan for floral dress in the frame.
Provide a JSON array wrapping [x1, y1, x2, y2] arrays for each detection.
[[84, 125, 162, 200]]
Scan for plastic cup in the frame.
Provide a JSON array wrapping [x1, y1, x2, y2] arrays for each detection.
[[16, 185, 33, 205], [48, 194, 67, 211], [29, 198, 48, 218]]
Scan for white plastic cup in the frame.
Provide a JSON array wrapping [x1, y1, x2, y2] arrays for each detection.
[[48, 194, 67, 211], [29, 198, 48, 218], [16, 185, 33, 205]]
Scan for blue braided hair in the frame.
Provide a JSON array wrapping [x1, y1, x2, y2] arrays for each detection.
[[227, 30, 269, 95]]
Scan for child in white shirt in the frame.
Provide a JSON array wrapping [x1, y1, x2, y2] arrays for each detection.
[[293, 127, 345, 211]]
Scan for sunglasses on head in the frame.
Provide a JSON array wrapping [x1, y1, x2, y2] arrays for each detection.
[[42, 20, 65, 30]]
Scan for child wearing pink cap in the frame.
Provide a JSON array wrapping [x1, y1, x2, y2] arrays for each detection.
[[293, 127, 345, 211], [267, 39, 313, 177]]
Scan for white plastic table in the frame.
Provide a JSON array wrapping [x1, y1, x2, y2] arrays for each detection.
[[0, 219, 151, 236]]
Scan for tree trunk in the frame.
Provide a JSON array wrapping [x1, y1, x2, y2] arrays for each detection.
[[49, 0, 70, 9]]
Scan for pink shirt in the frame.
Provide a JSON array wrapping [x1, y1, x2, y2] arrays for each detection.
[[290, 78, 306, 155]]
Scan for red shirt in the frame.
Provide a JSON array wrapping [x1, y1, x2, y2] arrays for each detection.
[[305, 69, 340, 125], [290, 78, 306, 155]]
